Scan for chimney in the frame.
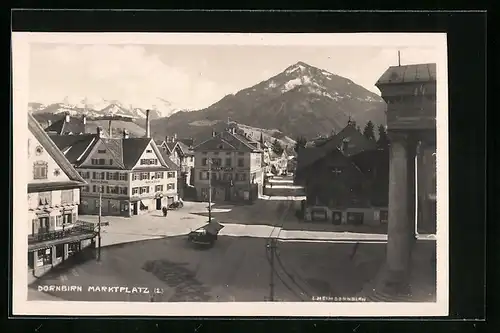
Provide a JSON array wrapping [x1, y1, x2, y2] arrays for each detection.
[[145, 109, 151, 138], [212, 130, 216, 137], [123, 130, 129, 139], [65, 113, 70, 123], [96, 126, 103, 138]]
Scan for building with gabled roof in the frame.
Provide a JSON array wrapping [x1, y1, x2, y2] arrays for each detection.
[[192, 128, 264, 203], [27, 113, 96, 277], [50, 126, 179, 217], [44, 113, 88, 135], [294, 121, 388, 225]]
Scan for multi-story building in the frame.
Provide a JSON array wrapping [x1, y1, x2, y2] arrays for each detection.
[[158, 134, 195, 183], [193, 128, 264, 203], [27, 113, 95, 277], [50, 117, 179, 217]]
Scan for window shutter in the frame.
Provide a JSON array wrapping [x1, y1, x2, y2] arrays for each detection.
[[106, 172, 110, 180], [50, 216, 56, 230], [32, 218, 38, 234], [101, 172, 105, 179]]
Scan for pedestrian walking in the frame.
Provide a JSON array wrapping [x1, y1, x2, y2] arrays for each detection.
[[162, 206, 168, 217]]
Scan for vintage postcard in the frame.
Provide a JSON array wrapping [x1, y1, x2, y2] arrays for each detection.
[[11, 32, 449, 317]]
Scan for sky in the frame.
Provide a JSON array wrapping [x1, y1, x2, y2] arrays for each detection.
[[28, 43, 440, 113]]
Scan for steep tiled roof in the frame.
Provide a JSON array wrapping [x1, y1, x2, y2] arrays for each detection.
[[159, 149, 180, 171], [50, 134, 98, 165], [45, 115, 86, 135], [28, 113, 86, 186], [193, 130, 262, 152], [121, 138, 153, 169], [51, 134, 172, 171], [176, 141, 194, 156], [376, 63, 436, 85], [296, 123, 377, 172]]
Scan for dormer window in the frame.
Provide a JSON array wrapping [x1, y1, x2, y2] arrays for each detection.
[[33, 161, 48, 179]]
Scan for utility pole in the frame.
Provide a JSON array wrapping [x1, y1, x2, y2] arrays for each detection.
[[269, 238, 276, 301], [398, 50, 401, 66], [97, 185, 102, 261], [208, 158, 212, 223]]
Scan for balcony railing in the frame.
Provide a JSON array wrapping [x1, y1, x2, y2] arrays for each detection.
[[28, 221, 97, 244]]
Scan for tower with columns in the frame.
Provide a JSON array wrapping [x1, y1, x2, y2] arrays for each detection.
[[375, 63, 437, 297]]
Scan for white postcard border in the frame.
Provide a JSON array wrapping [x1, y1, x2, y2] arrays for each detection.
[[11, 32, 449, 317]]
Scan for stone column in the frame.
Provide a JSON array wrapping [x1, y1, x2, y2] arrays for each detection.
[[384, 132, 414, 296]]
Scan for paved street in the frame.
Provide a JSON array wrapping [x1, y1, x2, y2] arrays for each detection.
[[27, 175, 436, 303]]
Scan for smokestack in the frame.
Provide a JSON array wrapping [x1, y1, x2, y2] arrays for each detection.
[[145, 109, 151, 138], [123, 130, 129, 139], [65, 113, 70, 123], [96, 126, 103, 138]]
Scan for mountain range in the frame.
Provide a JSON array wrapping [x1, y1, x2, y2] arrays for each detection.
[[29, 61, 387, 143], [150, 61, 387, 141]]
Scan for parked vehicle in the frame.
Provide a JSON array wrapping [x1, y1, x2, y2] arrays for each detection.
[[168, 200, 184, 209], [187, 220, 224, 248]]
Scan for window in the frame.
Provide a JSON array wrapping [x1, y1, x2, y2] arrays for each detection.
[[82, 186, 90, 193], [199, 172, 209, 180], [107, 172, 119, 180], [63, 213, 72, 225], [146, 149, 153, 153], [140, 159, 158, 165], [223, 173, 233, 181], [238, 158, 244, 167], [98, 149, 106, 154], [80, 171, 90, 179], [33, 161, 48, 179], [202, 158, 208, 166], [167, 183, 175, 190], [211, 172, 218, 180], [119, 173, 128, 181], [155, 185, 164, 192], [61, 190, 73, 204], [140, 186, 149, 194], [93, 172, 105, 180], [212, 158, 222, 166], [155, 172, 164, 179], [38, 192, 51, 206], [107, 186, 119, 194], [140, 173, 150, 180], [132, 173, 139, 181], [225, 158, 232, 166], [120, 187, 128, 195], [167, 172, 176, 178], [132, 187, 139, 195]]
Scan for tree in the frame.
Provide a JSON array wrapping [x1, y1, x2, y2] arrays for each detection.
[[362, 121, 376, 141], [272, 138, 284, 155], [377, 124, 389, 149], [294, 136, 307, 153]]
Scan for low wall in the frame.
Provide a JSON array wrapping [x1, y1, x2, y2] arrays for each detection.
[[304, 206, 389, 226]]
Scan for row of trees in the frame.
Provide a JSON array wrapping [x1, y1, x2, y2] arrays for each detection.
[[293, 119, 389, 153]]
